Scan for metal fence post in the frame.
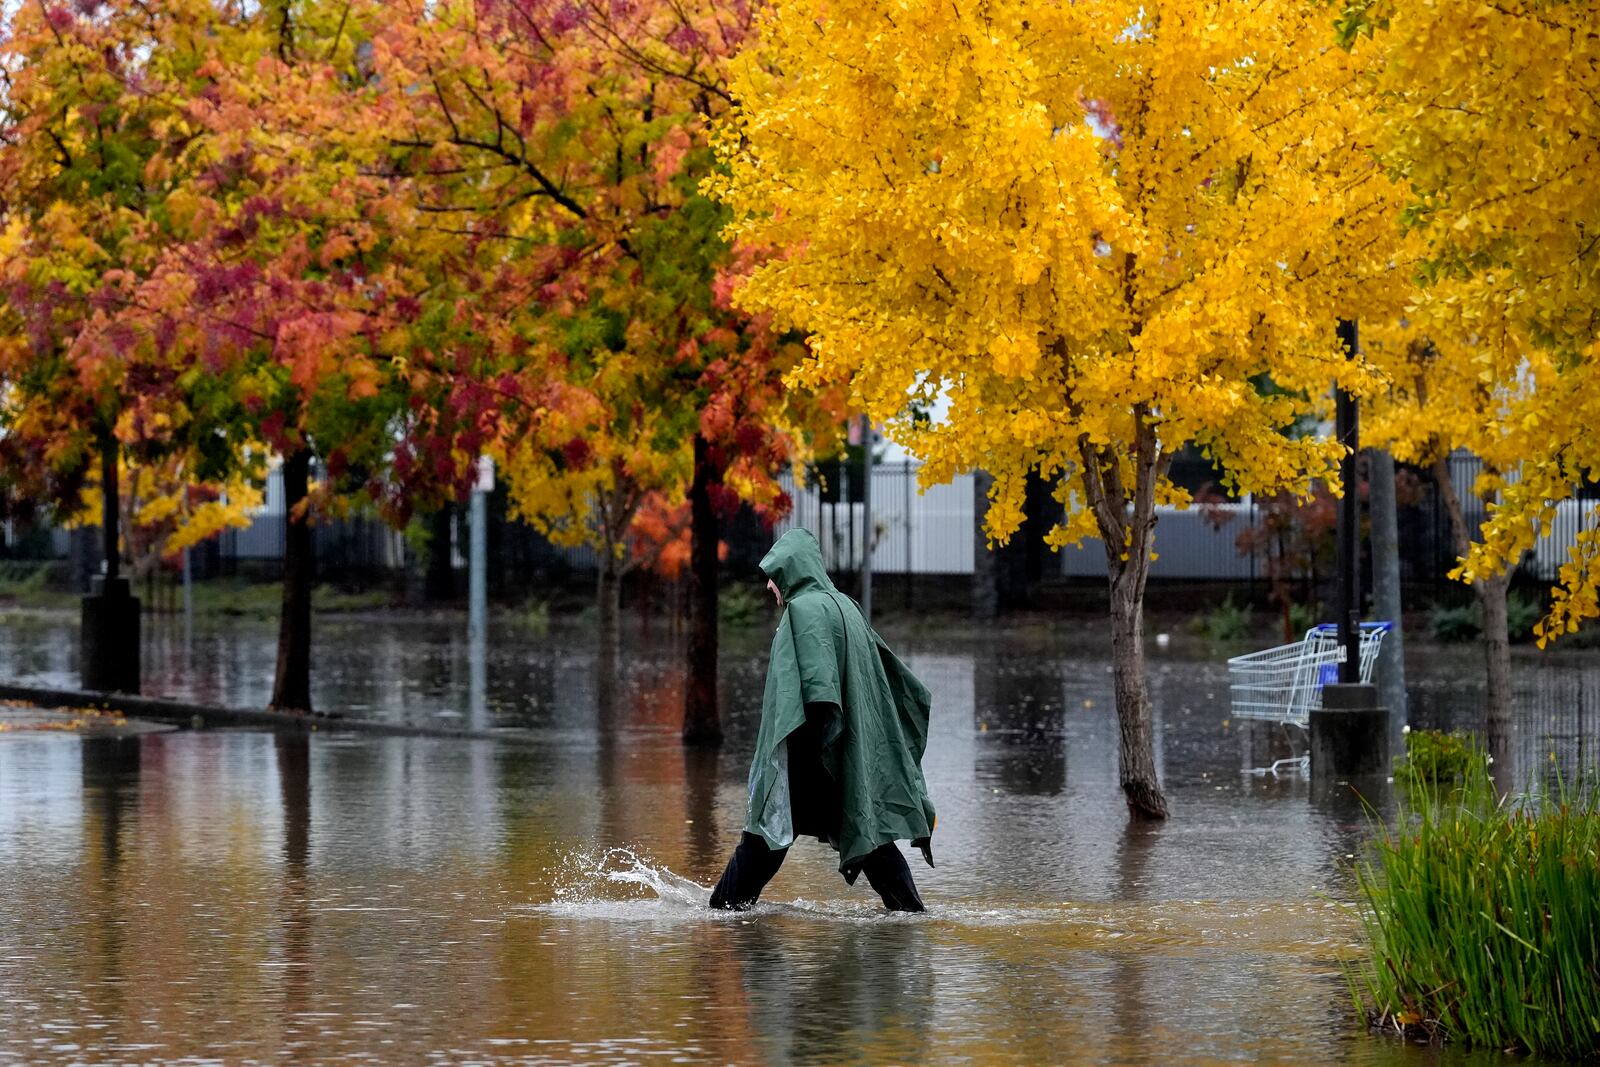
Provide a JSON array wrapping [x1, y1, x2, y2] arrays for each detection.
[[861, 415, 873, 624]]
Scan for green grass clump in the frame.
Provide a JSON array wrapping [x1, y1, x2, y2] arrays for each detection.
[[190, 579, 396, 618], [1352, 738, 1600, 1055], [1506, 592, 1544, 643], [0, 561, 51, 595], [1287, 601, 1320, 636], [0, 561, 73, 608], [511, 598, 551, 636], [1396, 729, 1484, 789], [1188, 594, 1252, 641]]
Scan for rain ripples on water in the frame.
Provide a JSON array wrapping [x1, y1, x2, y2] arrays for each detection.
[[0, 617, 1589, 1064]]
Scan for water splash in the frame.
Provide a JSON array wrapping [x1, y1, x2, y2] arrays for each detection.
[[592, 847, 711, 906], [532, 853, 1357, 950], [544, 847, 713, 915]]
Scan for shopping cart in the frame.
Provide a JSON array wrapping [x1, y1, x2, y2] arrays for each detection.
[[1228, 621, 1393, 773]]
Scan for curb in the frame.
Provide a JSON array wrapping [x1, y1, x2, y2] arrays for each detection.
[[0, 682, 525, 742]]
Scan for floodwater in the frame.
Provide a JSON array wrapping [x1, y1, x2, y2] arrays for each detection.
[[0, 613, 1593, 1065]]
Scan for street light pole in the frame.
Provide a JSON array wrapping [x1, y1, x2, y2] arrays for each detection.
[[1310, 317, 1390, 782], [861, 414, 873, 625], [1335, 318, 1361, 684], [80, 425, 140, 693], [468, 456, 492, 644]]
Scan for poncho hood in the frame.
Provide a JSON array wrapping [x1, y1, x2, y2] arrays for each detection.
[[759, 528, 832, 603], [746, 529, 936, 876]]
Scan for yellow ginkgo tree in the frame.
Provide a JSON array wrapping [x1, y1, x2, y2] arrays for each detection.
[[1364, 301, 1554, 736], [714, 0, 1409, 817], [1353, 0, 1600, 643]]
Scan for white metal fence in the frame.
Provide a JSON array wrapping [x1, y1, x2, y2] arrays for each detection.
[[773, 463, 1261, 578], [29, 452, 1595, 586]]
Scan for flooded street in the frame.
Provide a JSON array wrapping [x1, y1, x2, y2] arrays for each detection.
[[0, 615, 1590, 1064]]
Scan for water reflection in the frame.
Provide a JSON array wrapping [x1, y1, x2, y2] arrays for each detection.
[[1, 620, 1597, 1063], [80, 736, 141, 1034], [739, 919, 936, 1066], [682, 745, 723, 874], [1407, 649, 1600, 792], [1109, 821, 1157, 1058], [275, 733, 313, 1048], [974, 650, 1067, 796]]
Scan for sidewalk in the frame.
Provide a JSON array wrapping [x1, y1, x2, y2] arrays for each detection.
[[0, 699, 174, 737]]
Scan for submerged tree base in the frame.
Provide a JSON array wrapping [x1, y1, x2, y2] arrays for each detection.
[[1122, 780, 1169, 820]]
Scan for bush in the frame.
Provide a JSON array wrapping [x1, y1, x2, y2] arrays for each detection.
[[1351, 741, 1600, 1056], [0, 560, 51, 597], [1429, 601, 1480, 642], [1188, 594, 1252, 640], [514, 598, 550, 636], [1287, 600, 1319, 636], [718, 583, 764, 628], [1430, 593, 1544, 644], [1506, 591, 1543, 644], [1395, 728, 1484, 789]]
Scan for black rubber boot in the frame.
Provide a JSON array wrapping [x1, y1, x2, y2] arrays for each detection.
[[859, 842, 926, 912], [709, 832, 788, 911]]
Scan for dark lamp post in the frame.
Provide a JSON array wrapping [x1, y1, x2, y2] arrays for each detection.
[[80, 425, 141, 694], [1310, 318, 1388, 781], [1335, 318, 1361, 684]]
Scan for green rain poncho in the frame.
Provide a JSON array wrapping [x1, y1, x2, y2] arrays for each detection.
[[745, 528, 936, 877]]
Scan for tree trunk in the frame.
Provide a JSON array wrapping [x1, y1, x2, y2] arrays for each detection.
[[423, 502, 454, 601], [1080, 412, 1169, 820], [683, 435, 722, 745], [271, 449, 314, 713], [1110, 567, 1168, 819], [972, 470, 998, 620], [1369, 450, 1408, 728], [1433, 454, 1513, 740], [1477, 570, 1513, 741]]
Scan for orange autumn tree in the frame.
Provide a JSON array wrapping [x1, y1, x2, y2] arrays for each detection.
[[69, 456, 263, 587], [0, 0, 243, 574], [714, 0, 1410, 816], [364, 0, 841, 741], [162, 4, 516, 713], [3, 0, 507, 711]]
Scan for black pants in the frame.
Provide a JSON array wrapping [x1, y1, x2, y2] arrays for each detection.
[[709, 832, 926, 912]]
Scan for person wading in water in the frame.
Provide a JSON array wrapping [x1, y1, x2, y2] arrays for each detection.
[[710, 528, 936, 913]]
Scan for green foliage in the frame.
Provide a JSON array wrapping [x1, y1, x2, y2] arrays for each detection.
[[0, 561, 52, 597], [718, 583, 765, 629], [1333, 0, 1386, 49], [1430, 592, 1544, 644], [1563, 618, 1600, 649], [1506, 591, 1543, 644], [400, 515, 434, 564], [513, 598, 551, 637], [1287, 601, 1319, 635], [1188, 594, 1252, 641], [1429, 600, 1481, 642], [1395, 728, 1485, 790], [187, 579, 394, 618], [1352, 745, 1600, 1055]]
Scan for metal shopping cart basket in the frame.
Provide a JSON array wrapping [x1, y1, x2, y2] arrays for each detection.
[[1228, 622, 1393, 772]]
